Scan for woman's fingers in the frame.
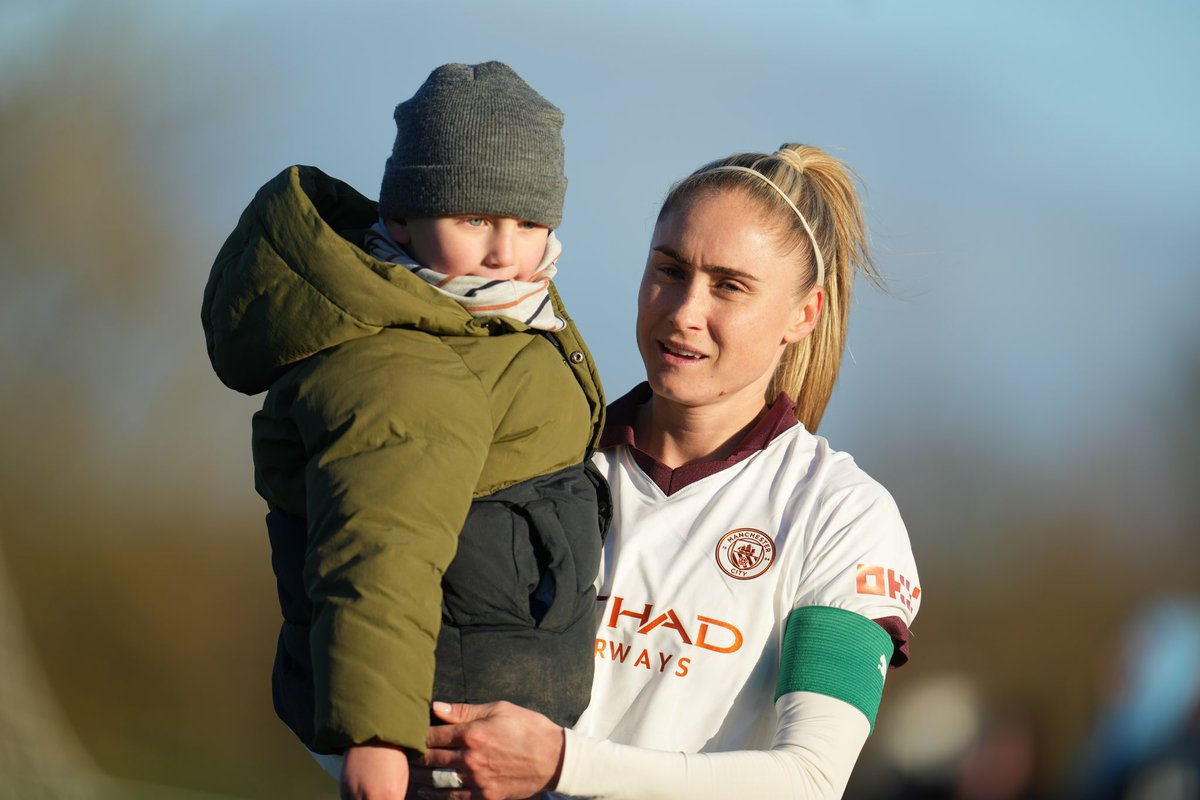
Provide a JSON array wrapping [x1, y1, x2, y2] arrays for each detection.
[[411, 788, 478, 800], [421, 700, 562, 798], [409, 764, 467, 786], [432, 700, 478, 724], [419, 745, 465, 769], [427, 701, 504, 749]]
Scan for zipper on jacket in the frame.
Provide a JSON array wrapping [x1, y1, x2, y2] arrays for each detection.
[[539, 330, 570, 365]]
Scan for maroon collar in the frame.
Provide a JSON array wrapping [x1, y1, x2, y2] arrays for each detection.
[[599, 383, 800, 496]]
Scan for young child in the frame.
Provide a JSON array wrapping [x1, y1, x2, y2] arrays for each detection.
[[201, 62, 607, 792]]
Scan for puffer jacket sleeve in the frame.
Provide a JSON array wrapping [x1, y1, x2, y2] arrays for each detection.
[[287, 335, 493, 753]]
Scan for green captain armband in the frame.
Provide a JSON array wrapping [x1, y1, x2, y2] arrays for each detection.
[[775, 606, 895, 731]]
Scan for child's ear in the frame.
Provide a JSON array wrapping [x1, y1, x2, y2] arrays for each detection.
[[384, 218, 410, 244]]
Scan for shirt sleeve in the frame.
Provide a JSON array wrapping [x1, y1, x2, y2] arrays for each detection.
[[794, 471, 921, 664], [555, 691, 869, 800], [292, 341, 494, 753]]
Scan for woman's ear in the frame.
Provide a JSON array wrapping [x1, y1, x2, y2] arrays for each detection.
[[384, 218, 411, 244], [783, 286, 823, 345]]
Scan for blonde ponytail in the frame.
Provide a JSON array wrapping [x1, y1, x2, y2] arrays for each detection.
[[658, 143, 880, 431]]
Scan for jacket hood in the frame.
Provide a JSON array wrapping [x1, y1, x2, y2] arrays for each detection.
[[202, 165, 506, 395]]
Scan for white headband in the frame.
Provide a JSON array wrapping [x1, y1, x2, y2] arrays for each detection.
[[705, 165, 825, 286]]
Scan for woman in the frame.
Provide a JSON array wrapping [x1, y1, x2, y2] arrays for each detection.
[[417, 143, 921, 800]]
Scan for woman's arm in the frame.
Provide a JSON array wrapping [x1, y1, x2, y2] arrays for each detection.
[[560, 692, 868, 800], [420, 691, 868, 800]]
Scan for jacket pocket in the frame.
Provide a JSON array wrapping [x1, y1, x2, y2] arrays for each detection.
[[441, 463, 604, 631], [511, 498, 576, 630], [441, 499, 536, 627]]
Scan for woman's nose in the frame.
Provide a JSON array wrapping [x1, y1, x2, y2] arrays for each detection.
[[665, 283, 707, 329]]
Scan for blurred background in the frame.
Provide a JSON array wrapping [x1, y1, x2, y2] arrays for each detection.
[[2, 1, 1198, 797]]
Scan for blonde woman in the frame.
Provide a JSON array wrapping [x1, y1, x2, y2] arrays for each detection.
[[417, 144, 922, 800]]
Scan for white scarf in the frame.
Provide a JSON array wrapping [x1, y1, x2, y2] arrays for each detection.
[[364, 221, 566, 331]]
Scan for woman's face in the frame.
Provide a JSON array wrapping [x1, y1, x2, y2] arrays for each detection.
[[636, 190, 820, 418]]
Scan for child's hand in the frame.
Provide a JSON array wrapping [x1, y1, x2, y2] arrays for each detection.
[[341, 742, 411, 800]]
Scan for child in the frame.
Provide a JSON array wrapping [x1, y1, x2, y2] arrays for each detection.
[[200, 62, 607, 793]]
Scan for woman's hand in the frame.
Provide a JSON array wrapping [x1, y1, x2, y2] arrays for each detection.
[[341, 742, 411, 800], [414, 700, 565, 800]]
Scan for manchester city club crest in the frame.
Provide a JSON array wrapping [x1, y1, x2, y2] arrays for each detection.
[[715, 528, 777, 580]]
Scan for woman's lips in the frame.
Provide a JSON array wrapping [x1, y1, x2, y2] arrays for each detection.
[[658, 340, 707, 361]]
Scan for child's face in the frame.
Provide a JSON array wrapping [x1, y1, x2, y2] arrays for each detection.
[[385, 215, 550, 281]]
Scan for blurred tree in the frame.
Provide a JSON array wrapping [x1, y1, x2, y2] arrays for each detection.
[[0, 5, 329, 798], [0, 2, 171, 511], [0, 540, 104, 799]]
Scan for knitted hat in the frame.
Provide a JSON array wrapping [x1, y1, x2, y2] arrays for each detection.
[[378, 61, 566, 229]]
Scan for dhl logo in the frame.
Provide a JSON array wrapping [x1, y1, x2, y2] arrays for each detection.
[[856, 564, 921, 613]]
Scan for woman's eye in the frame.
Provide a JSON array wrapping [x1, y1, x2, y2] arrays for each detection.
[[657, 264, 684, 279], [716, 281, 744, 293]]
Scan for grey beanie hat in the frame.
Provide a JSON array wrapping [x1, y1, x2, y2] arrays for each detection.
[[378, 61, 566, 229]]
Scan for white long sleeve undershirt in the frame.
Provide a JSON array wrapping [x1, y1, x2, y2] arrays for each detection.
[[553, 691, 870, 800]]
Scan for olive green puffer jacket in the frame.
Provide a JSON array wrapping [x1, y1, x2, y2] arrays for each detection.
[[201, 166, 606, 754]]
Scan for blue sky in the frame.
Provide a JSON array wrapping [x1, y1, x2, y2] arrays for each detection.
[[3, 0, 1198, 543]]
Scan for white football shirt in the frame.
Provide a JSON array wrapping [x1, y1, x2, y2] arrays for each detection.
[[576, 421, 920, 752]]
